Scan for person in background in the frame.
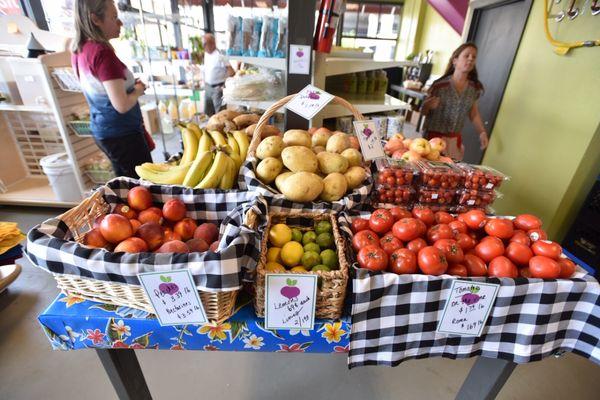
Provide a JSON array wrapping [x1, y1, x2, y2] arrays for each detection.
[[202, 33, 234, 116], [71, 0, 153, 178], [421, 43, 489, 160]]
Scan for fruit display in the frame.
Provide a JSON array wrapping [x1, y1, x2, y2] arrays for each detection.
[[347, 207, 576, 279], [82, 185, 221, 254], [457, 189, 498, 208], [416, 160, 465, 189], [383, 133, 453, 163], [253, 127, 369, 202], [457, 164, 508, 191]]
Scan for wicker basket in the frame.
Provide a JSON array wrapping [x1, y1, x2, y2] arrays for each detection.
[[254, 211, 349, 319], [50, 190, 253, 324]]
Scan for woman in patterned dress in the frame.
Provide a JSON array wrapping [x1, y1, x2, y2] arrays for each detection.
[[422, 43, 489, 160]]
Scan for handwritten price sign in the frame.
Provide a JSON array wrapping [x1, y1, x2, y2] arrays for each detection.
[[138, 270, 207, 326], [285, 84, 334, 120], [353, 120, 385, 161], [437, 280, 500, 337], [265, 274, 318, 330]]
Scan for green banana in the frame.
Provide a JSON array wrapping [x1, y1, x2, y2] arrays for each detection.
[[182, 150, 214, 187], [218, 155, 236, 190], [198, 130, 214, 153], [136, 162, 192, 185], [232, 130, 249, 162], [208, 130, 227, 147], [195, 150, 228, 189], [180, 127, 199, 166]]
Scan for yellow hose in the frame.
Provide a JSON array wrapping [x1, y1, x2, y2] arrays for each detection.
[[543, 0, 600, 55]]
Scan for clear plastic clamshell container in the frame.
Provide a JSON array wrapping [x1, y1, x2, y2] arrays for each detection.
[[415, 160, 465, 189], [456, 163, 509, 191]]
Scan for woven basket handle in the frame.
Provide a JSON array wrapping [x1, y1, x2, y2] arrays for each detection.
[[244, 208, 259, 230], [247, 94, 366, 157]]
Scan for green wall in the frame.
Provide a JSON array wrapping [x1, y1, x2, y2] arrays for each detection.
[[482, 2, 600, 240]]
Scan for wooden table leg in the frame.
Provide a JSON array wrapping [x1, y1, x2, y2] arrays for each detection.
[[455, 357, 517, 400], [96, 349, 152, 400]]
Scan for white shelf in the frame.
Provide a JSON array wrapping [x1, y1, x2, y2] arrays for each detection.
[[143, 86, 194, 98], [0, 177, 79, 208], [226, 99, 284, 112], [318, 94, 409, 119], [225, 56, 286, 71], [325, 58, 418, 76], [0, 104, 52, 113]]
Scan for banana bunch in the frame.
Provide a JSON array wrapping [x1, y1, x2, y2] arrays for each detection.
[[135, 122, 249, 190]]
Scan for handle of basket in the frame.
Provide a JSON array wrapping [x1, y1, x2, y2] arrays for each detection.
[[247, 94, 366, 158], [243, 208, 259, 230]]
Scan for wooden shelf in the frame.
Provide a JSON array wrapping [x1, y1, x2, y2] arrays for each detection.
[[318, 94, 409, 119], [325, 58, 418, 76], [225, 56, 286, 71], [0, 177, 79, 208]]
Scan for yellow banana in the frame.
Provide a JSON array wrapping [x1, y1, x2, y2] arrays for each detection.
[[186, 122, 202, 140], [195, 150, 228, 189], [218, 155, 236, 190], [226, 132, 240, 156], [138, 162, 180, 172], [182, 150, 214, 187], [232, 130, 249, 162], [198, 130, 214, 153], [180, 127, 199, 166], [136, 162, 192, 185], [228, 151, 242, 171], [208, 130, 227, 147]]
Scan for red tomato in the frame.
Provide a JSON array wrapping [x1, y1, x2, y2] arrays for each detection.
[[351, 218, 370, 233], [369, 209, 394, 235], [505, 242, 533, 266], [392, 218, 422, 242], [449, 220, 468, 235], [519, 267, 532, 278], [464, 254, 488, 277], [514, 214, 542, 231], [527, 228, 548, 242], [434, 211, 454, 225], [488, 256, 518, 278], [510, 231, 531, 247], [529, 256, 560, 279], [447, 264, 468, 277], [417, 246, 448, 275], [390, 207, 412, 221], [433, 239, 464, 264], [456, 233, 477, 251], [406, 238, 427, 253], [358, 245, 388, 271], [484, 218, 514, 239], [388, 248, 417, 274], [531, 240, 562, 260], [352, 230, 380, 252], [412, 206, 435, 226], [459, 209, 487, 230], [380, 234, 403, 256], [427, 224, 454, 243], [415, 219, 427, 236], [474, 236, 505, 263], [557, 258, 576, 279]]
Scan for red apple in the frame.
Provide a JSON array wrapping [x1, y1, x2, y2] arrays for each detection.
[[429, 137, 447, 153], [163, 228, 182, 242], [391, 150, 405, 159], [83, 228, 109, 249], [348, 135, 360, 150], [137, 222, 164, 251], [114, 237, 148, 253], [156, 240, 190, 253], [129, 219, 142, 234], [100, 214, 133, 244], [127, 186, 153, 211], [186, 238, 209, 252], [138, 207, 163, 225], [194, 223, 219, 244], [402, 138, 413, 149], [401, 150, 422, 162], [209, 241, 219, 252], [174, 218, 197, 241], [162, 199, 187, 222], [426, 149, 440, 161], [93, 215, 105, 230], [409, 138, 431, 156]]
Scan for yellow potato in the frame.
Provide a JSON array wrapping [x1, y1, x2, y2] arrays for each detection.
[[283, 129, 311, 147], [344, 166, 367, 189], [281, 146, 318, 173], [256, 136, 285, 159], [320, 173, 348, 202], [317, 152, 349, 174], [275, 171, 294, 192], [280, 172, 323, 202], [341, 148, 363, 167], [256, 157, 283, 184], [311, 130, 331, 147], [326, 132, 351, 153]]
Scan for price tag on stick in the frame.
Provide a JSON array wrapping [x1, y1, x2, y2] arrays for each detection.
[[265, 274, 318, 330], [138, 269, 207, 326], [353, 120, 385, 161], [285, 84, 334, 120]]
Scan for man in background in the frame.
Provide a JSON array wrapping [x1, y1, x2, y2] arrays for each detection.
[[202, 33, 234, 116]]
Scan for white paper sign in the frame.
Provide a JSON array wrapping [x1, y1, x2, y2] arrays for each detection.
[[288, 44, 311, 75], [285, 84, 334, 120], [138, 270, 207, 326], [437, 280, 500, 337], [265, 274, 318, 330], [353, 120, 385, 161]]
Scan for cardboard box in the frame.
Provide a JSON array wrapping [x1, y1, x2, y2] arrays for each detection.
[[141, 104, 160, 134]]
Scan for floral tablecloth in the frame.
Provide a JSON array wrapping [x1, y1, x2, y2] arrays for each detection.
[[38, 294, 351, 353]]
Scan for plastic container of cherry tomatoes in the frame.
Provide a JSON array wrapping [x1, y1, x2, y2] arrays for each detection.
[[374, 158, 420, 187], [457, 189, 501, 208], [456, 163, 508, 191], [413, 202, 456, 213], [373, 184, 416, 206], [416, 187, 457, 205], [415, 160, 465, 189]]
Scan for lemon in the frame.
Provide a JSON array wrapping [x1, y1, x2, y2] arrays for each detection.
[[280, 241, 304, 267], [265, 262, 286, 273], [269, 224, 292, 247], [267, 247, 282, 263], [291, 266, 308, 273]]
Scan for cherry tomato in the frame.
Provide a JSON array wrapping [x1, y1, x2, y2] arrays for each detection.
[[484, 218, 514, 239], [557, 258, 576, 279], [380, 233, 403, 256], [426, 224, 454, 243], [406, 238, 427, 253], [455, 233, 477, 251], [459, 209, 487, 230], [519, 267, 532, 278], [351, 218, 370, 233], [474, 236, 505, 263], [527, 228, 548, 242], [505, 242, 533, 266], [412, 206, 435, 226], [390, 207, 412, 221], [510, 230, 531, 247], [388, 248, 417, 274], [433, 239, 464, 264], [529, 255, 560, 279], [417, 246, 448, 275], [352, 230, 380, 252], [514, 214, 542, 231], [369, 209, 394, 235], [531, 240, 562, 260], [434, 211, 454, 225], [488, 256, 518, 278], [447, 264, 468, 277], [449, 220, 468, 235], [358, 245, 389, 271], [463, 254, 488, 277], [392, 218, 422, 242]]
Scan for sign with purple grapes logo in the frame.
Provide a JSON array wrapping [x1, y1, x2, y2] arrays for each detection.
[[353, 120, 385, 161], [285, 84, 334, 120], [265, 274, 318, 330], [289, 44, 311, 75], [437, 280, 499, 337]]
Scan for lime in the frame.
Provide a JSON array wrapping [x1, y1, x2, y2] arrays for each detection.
[[311, 264, 331, 272], [291, 228, 303, 243], [265, 262, 286, 273], [302, 231, 317, 246], [301, 251, 321, 269], [315, 220, 333, 235], [320, 249, 338, 269], [303, 242, 321, 254], [269, 224, 292, 247], [290, 266, 308, 273], [316, 232, 334, 249], [280, 241, 304, 267], [266, 247, 282, 263]]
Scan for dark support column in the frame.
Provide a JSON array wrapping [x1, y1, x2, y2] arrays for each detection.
[[96, 349, 152, 400], [171, 0, 183, 49], [204, 0, 214, 33], [285, 0, 317, 130], [21, 0, 48, 30], [455, 357, 517, 400]]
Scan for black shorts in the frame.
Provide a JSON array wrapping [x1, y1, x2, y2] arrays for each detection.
[[94, 132, 153, 179]]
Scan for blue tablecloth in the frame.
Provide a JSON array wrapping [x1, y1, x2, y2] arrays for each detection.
[[38, 294, 351, 353]]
